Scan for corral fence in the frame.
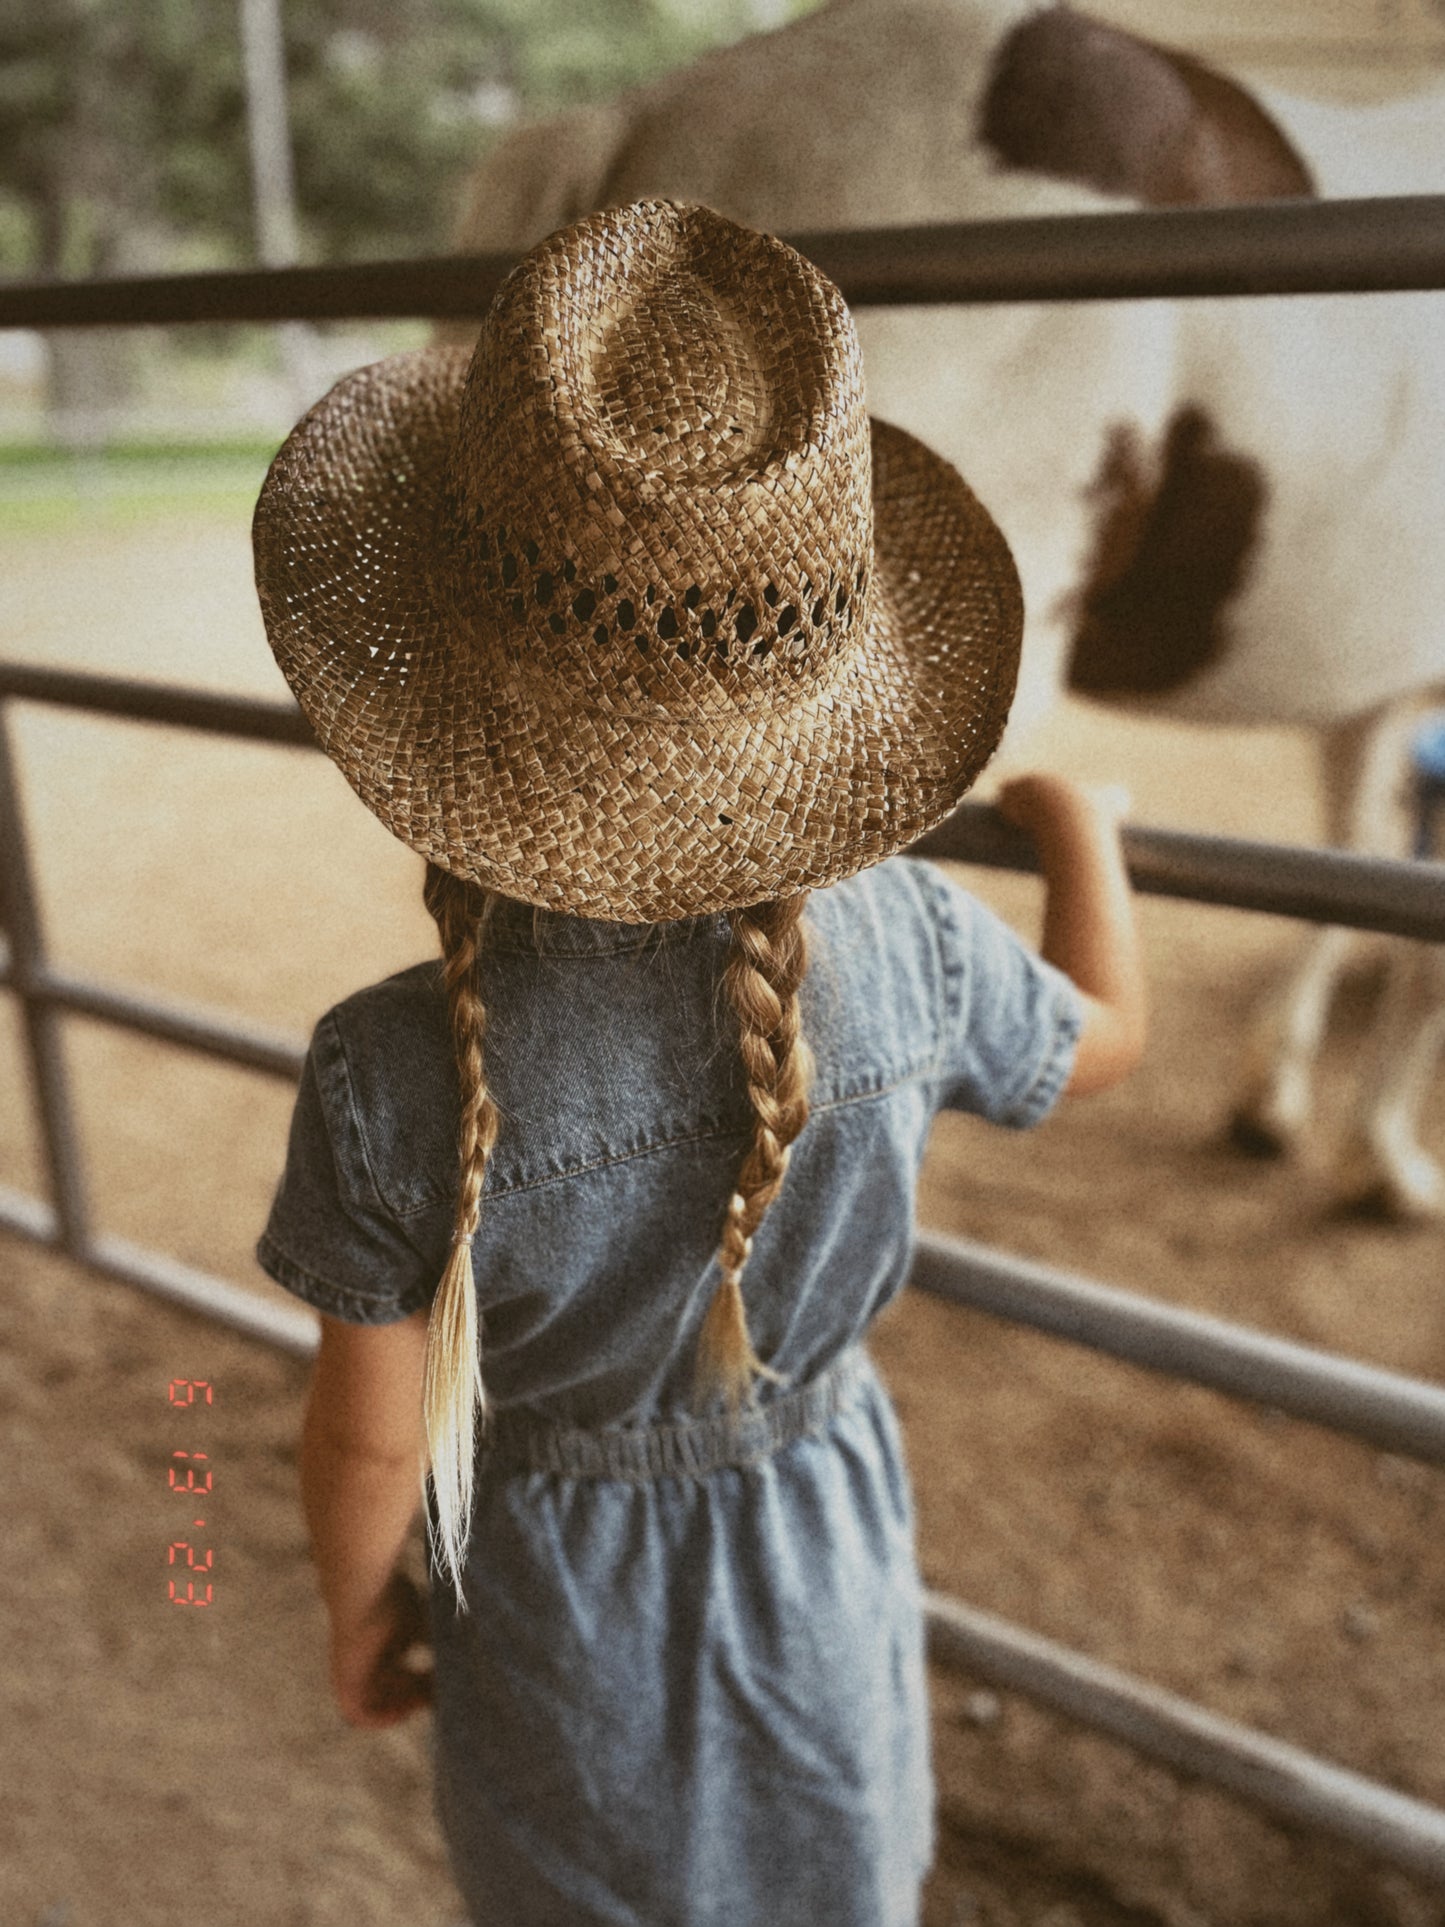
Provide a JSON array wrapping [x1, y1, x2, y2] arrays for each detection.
[[4, 194, 1445, 1882]]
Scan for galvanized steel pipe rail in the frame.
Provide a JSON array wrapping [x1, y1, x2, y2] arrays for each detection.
[[4, 663, 1443, 940], [910, 1229, 1445, 1465], [915, 801, 1445, 943], [1, 195, 1443, 331], [925, 1596, 1445, 1884]]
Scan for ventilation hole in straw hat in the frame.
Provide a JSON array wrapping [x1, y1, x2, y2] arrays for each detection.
[[603, 574, 618, 595], [562, 558, 577, 583], [645, 584, 657, 606], [617, 599, 636, 631], [701, 609, 717, 639], [683, 585, 701, 611], [719, 813, 733, 825], [572, 588, 596, 621], [593, 624, 609, 646], [657, 607, 678, 640], [812, 599, 827, 626], [548, 612, 567, 634], [535, 571, 554, 605], [735, 605, 757, 644], [763, 583, 779, 608], [752, 635, 773, 658], [501, 553, 518, 586], [523, 538, 539, 565], [777, 604, 797, 634]]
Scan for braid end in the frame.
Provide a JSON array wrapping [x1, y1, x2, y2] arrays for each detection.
[[693, 1273, 785, 1410], [424, 1234, 486, 1615]]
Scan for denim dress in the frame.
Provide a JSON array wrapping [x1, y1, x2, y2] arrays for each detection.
[[257, 855, 1081, 1927]]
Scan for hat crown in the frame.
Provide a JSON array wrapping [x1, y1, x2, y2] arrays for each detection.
[[447, 200, 875, 710], [254, 195, 1022, 921], [584, 272, 767, 481]]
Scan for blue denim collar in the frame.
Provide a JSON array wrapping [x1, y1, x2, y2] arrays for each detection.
[[484, 895, 731, 956]]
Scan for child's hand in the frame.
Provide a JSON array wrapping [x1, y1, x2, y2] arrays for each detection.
[[995, 772, 1131, 846], [328, 1568, 434, 1729]]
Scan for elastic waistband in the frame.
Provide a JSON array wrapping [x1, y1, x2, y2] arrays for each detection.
[[483, 1346, 871, 1482]]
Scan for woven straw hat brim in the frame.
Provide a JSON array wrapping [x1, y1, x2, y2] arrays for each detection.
[[254, 348, 1021, 921]]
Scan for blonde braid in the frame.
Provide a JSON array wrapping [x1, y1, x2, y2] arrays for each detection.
[[697, 892, 815, 1408], [421, 862, 501, 1613]]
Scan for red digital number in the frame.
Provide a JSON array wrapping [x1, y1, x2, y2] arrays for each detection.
[[167, 1540, 214, 1607], [168, 1449, 212, 1495], [168, 1379, 213, 1406], [167, 1382, 217, 1605]]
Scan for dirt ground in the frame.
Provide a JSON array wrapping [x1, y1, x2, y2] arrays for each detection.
[[2, 503, 1443, 1927]]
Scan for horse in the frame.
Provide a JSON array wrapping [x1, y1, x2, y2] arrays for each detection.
[[440, 0, 1445, 1217]]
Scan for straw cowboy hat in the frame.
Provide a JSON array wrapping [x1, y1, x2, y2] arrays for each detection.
[[253, 198, 1022, 921]]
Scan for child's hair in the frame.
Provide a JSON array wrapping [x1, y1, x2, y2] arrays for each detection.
[[420, 862, 814, 1610]]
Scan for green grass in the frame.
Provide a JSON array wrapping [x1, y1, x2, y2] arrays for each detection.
[[0, 441, 279, 529], [0, 437, 281, 467]]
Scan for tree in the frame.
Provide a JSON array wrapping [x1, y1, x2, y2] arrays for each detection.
[[1, 0, 821, 273], [0, 0, 821, 432]]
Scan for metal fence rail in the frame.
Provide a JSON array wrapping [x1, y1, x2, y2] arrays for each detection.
[[925, 1596, 1445, 1884], [4, 198, 1445, 1885], [6, 663, 1444, 942], [2, 195, 1444, 331], [911, 1231, 1445, 1465]]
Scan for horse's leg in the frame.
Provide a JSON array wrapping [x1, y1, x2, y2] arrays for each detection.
[[1229, 926, 1353, 1157], [1228, 701, 1410, 1159], [1331, 697, 1445, 1216], [1334, 939, 1445, 1217]]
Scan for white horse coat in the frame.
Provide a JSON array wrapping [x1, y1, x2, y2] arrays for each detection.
[[445, 0, 1445, 1213]]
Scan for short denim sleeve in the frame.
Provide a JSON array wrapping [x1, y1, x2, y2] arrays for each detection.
[[914, 861, 1083, 1127], [256, 1011, 436, 1325]]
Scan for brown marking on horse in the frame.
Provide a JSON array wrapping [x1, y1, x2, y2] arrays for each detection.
[[980, 6, 1315, 206], [1068, 406, 1267, 698]]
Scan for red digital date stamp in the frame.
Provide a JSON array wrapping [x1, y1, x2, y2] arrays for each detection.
[[167, 1377, 214, 1607]]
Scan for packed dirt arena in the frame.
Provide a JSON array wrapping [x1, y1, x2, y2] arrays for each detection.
[[3, 499, 1443, 1925]]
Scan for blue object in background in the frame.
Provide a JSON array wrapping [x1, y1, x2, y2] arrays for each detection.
[[1412, 714, 1445, 858]]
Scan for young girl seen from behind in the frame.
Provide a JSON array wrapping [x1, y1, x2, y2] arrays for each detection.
[[254, 199, 1145, 1927]]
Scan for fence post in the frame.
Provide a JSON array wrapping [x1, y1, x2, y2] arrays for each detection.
[[0, 705, 93, 1254]]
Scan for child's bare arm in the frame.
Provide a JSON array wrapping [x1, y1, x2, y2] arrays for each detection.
[[995, 773, 1147, 1096], [300, 1311, 434, 1724]]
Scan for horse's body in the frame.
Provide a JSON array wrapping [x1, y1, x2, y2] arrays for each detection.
[[445, 0, 1445, 1213]]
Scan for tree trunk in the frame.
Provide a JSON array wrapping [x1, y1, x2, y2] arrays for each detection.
[[36, 99, 139, 450]]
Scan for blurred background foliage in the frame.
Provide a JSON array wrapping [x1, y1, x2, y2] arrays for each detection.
[[0, 0, 816, 279], [0, 0, 819, 443]]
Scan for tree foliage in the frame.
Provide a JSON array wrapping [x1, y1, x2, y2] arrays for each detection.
[[0, 0, 819, 277]]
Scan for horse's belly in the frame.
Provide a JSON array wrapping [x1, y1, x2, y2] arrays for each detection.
[[1074, 293, 1445, 727]]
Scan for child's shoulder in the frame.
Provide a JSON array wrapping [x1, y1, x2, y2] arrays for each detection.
[[312, 959, 450, 1088], [321, 958, 444, 1033], [810, 855, 1056, 1029], [810, 854, 973, 954]]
